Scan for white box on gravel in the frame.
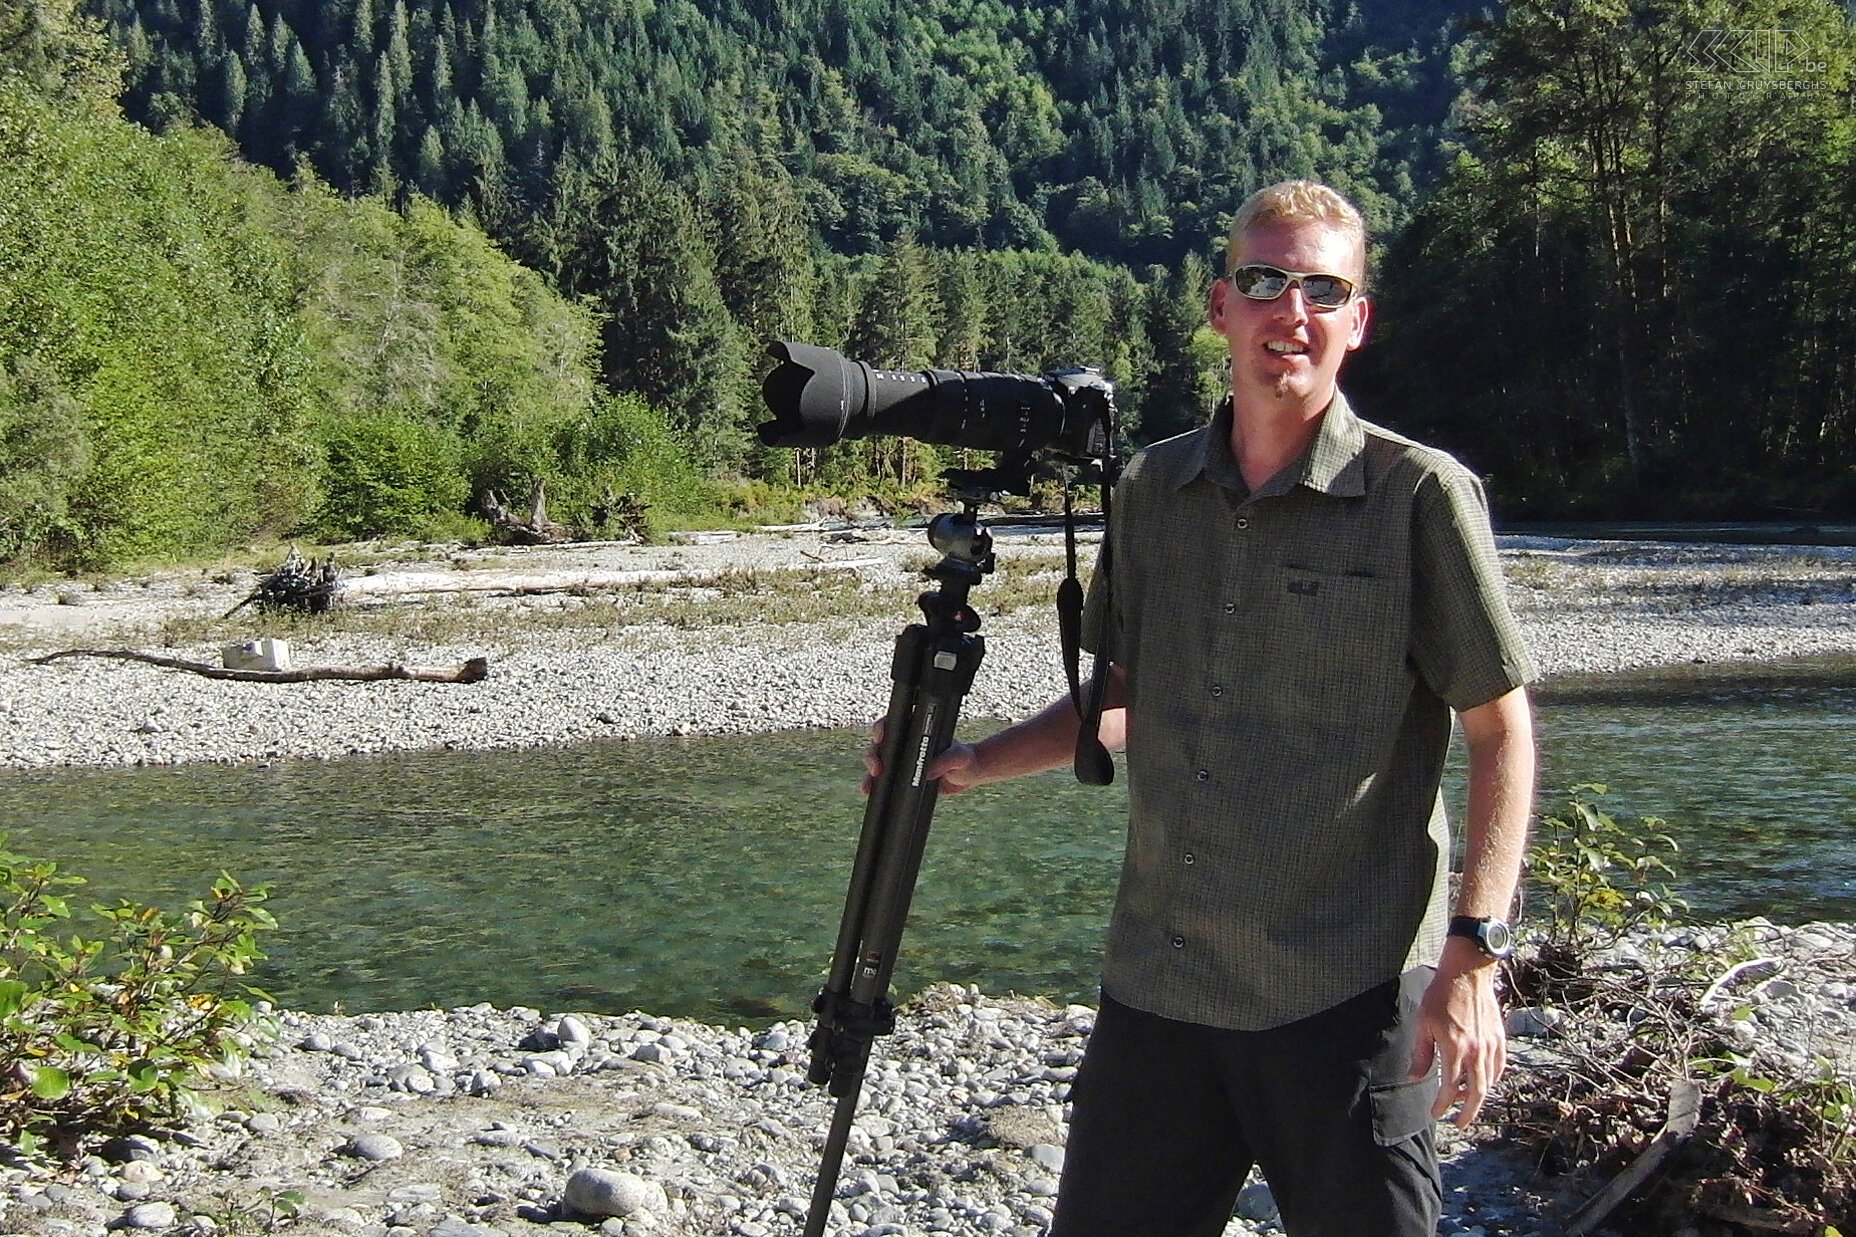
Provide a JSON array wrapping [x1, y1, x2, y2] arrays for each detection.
[[222, 638, 292, 672]]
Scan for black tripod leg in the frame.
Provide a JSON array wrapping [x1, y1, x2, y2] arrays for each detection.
[[809, 626, 927, 1087], [801, 623, 983, 1237]]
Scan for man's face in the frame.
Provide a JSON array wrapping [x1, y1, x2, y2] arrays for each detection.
[[1210, 220, 1371, 414]]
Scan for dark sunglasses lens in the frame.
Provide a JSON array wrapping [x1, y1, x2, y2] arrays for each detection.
[[1302, 276, 1353, 308], [1232, 266, 1289, 299]]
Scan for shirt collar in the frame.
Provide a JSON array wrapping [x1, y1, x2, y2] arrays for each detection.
[[1180, 389, 1368, 499]]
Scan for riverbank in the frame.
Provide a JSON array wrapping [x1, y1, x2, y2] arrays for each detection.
[[1, 530, 1853, 770], [3, 531, 1853, 1235], [2, 919, 1850, 1237]]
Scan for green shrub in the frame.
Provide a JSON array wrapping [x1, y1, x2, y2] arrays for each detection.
[[0, 834, 276, 1155], [1523, 782, 1687, 954], [1495, 789, 1855, 1231], [0, 353, 88, 565], [313, 413, 469, 539], [547, 392, 717, 531]]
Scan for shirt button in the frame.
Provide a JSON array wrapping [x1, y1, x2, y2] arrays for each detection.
[[1223, 601, 1236, 614], [1183, 852, 1195, 865], [1195, 769, 1210, 782], [1209, 684, 1224, 697], [1235, 517, 1250, 530], [1171, 935, 1186, 949]]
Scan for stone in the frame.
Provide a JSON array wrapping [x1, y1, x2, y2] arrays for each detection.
[[119, 1202, 177, 1229], [562, 1168, 667, 1219], [429, 1217, 506, 1237], [1025, 1144, 1065, 1172], [343, 1133, 405, 1162], [1235, 1182, 1279, 1223], [1505, 1006, 1564, 1037], [99, 1135, 160, 1164], [306, 1206, 366, 1230], [557, 1015, 592, 1047], [418, 1045, 460, 1074]]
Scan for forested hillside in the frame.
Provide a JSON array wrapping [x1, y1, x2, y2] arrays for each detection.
[[98, 0, 1464, 265], [1, 0, 1850, 575], [0, 0, 703, 570], [1354, 0, 1856, 517], [92, 0, 1473, 488]]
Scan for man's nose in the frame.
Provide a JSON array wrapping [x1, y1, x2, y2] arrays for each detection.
[[1274, 284, 1312, 322]]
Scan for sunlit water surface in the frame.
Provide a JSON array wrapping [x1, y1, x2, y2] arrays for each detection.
[[3, 679, 1850, 1023]]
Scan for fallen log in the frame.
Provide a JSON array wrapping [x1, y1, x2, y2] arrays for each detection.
[[1565, 1079, 1702, 1235], [340, 559, 887, 600], [28, 648, 488, 684]]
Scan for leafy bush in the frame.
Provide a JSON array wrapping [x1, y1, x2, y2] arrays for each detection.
[[0, 834, 276, 1155], [0, 353, 88, 565], [1523, 782, 1688, 955], [1493, 788, 1854, 1233], [313, 413, 470, 539], [547, 392, 716, 531]]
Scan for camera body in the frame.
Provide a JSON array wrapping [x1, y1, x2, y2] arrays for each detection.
[[757, 341, 1114, 463]]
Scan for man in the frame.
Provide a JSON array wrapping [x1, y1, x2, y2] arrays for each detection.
[[875, 180, 1537, 1235]]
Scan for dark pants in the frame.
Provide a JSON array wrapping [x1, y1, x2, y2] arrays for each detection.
[[1049, 970, 1443, 1237]]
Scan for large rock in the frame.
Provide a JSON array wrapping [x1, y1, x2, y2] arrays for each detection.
[[562, 1168, 667, 1219]]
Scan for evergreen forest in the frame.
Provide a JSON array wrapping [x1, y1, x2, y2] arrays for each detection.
[[2, 0, 1853, 571]]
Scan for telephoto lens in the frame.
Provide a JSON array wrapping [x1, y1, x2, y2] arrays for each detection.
[[757, 341, 1111, 460]]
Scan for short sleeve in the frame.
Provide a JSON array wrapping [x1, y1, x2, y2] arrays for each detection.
[[1408, 465, 1536, 710]]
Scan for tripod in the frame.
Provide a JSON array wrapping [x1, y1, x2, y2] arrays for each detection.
[[800, 502, 995, 1237]]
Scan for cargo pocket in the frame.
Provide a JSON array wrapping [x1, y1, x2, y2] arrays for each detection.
[[1368, 1074, 1439, 1146]]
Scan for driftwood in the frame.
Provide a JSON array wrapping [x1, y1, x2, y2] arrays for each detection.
[[591, 487, 650, 542], [340, 559, 886, 601], [478, 480, 575, 545], [224, 548, 343, 618], [1565, 1079, 1703, 1235], [477, 482, 651, 544], [29, 648, 488, 684]]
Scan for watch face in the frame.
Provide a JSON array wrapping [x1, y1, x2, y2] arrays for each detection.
[[1483, 920, 1513, 957]]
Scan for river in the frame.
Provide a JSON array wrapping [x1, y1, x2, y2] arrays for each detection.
[[2, 669, 1850, 1023]]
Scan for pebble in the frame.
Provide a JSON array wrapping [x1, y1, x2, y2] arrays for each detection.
[[119, 1202, 177, 1229], [343, 1132, 405, 1161], [1235, 1181, 1279, 1223], [562, 1168, 667, 1218]]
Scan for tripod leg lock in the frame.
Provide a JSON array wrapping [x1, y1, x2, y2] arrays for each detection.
[[806, 991, 897, 1092]]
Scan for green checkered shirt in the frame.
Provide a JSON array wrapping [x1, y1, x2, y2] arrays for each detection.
[[1082, 390, 1536, 1030]]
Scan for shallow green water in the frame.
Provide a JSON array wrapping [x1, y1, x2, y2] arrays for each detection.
[[2, 681, 1850, 1023]]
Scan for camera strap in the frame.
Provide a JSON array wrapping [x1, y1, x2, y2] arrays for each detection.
[[1059, 471, 1116, 786]]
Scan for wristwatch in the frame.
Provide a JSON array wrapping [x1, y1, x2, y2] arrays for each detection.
[[1447, 915, 1514, 960]]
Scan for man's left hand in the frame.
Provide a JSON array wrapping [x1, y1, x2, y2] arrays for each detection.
[[1409, 939, 1507, 1127]]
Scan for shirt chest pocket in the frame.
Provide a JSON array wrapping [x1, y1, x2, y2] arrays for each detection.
[[1251, 565, 1412, 733]]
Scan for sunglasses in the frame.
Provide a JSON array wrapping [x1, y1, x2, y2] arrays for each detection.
[[1227, 264, 1357, 310]]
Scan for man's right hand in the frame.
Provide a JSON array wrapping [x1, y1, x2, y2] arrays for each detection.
[[860, 720, 983, 796]]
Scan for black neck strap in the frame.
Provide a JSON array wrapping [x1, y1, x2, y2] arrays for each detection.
[[1057, 434, 1117, 786]]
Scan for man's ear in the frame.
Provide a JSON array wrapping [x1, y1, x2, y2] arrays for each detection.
[[1347, 296, 1372, 351], [1207, 276, 1229, 330]]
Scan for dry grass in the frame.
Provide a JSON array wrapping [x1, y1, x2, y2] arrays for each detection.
[[113, 551, 1078, 653]]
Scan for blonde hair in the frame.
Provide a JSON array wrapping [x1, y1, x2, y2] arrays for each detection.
[[1225, 180, 1369, 289]]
